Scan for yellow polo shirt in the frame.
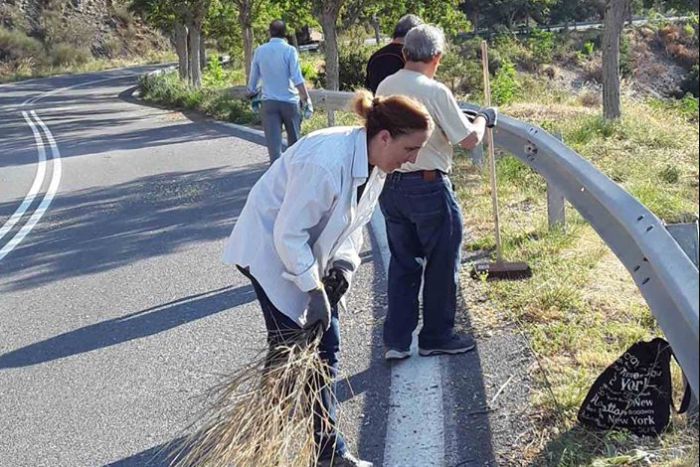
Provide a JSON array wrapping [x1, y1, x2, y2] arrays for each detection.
[[376, 69, 475, 173]]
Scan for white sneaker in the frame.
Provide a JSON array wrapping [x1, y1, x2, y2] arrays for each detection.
[[384, 349, 411, 361]]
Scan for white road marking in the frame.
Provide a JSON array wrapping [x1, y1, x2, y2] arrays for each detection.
[[370, 209, 445, 467], [0, 112, 48, 243], [0, 111, 62, 261], [0, 72, 143, 262]]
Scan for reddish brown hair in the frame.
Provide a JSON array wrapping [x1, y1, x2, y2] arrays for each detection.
[[352, 89, 433, 140]]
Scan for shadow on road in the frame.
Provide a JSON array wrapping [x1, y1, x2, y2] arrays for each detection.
[[0, 284, 255, 369], [104, 437, 182, 467], [0, 165, 266, 292]]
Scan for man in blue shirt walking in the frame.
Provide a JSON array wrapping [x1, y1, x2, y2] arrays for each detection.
[[247, 20, 313, 163]]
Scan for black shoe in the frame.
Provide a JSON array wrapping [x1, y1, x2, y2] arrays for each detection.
[[419, 333, 476, 356], [317, 452, 373, 467]]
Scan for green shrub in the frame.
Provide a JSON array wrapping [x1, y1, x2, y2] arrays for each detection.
[[0, 27, 44, 62], [494, 34, 537, 72], [203, 54, 225, 87], [620, 34, 633, 78], [140, 71, 188, 104], [582, 41, 595, 57], [679, 93, 699, 118], [652, 93, 700, 121], [300, 61, 317, 82], [139, 71, 258, 125], [682, 23, 695, 39], [315, 45, 374, 91], [528, 28, 555, 64], [182, 89, 204, 109], [224, 99, 258, 124], [491, 59, 520, 105], [49, 43, 91, 67], [439, 49, 471, 94], [659, 164, 681, 184], [443, 37, 500, 96]]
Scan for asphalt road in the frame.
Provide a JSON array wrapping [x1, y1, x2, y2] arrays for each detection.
[[0, 67, 509, 466]]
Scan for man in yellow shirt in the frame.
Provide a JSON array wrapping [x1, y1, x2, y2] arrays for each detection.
[[376, 24, 497, 360]]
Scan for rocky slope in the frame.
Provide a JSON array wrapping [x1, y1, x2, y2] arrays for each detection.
[[1, 0, 167, 58]]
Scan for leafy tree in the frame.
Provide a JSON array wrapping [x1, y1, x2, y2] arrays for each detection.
[[265, 0, 318, 48], [129, 0, 189, 79], [367, 0, 470, 37], [460, 0, 557, 31], [129, 0, 210, 87]]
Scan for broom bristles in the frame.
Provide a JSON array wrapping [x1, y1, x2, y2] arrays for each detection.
[[168, 326, 336, 467]]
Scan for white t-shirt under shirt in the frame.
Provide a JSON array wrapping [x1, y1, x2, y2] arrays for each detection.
[[376, 69, 475, 173]]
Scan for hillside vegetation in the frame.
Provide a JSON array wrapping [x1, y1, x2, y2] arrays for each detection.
[[0, 0, 170, 81]]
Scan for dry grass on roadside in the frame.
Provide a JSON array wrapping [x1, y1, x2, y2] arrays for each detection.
[[456, 96, 699, 466]]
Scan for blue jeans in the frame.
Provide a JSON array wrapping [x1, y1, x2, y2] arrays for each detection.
[[379, 171, 464, 351], [238, 267, 346, 459], [261, 100, 301, 163]]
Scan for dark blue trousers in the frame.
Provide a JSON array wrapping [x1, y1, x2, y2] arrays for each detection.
[[379, 171, 464, 351], [239, 267, 346, 459]]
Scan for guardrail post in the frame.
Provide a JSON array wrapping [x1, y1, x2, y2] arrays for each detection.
[[547, 133, 566, 231]]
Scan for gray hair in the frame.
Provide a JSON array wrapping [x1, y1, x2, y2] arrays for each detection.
[[402, 24, 445, 63], [392, 14, 424, 39]]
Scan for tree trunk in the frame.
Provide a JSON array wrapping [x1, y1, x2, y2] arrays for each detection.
[[238, 1, 255, 82], [320, 9, 340, 90], [186, 29, 193, 83], [371, 15, 381, 44], [242, 25, 254, 82], [200, 35, 207, 71], [188, 19, 202, 88], [174, 23, 188, 81], [602, 0, 627, 120], [290, 30, 299, 50]]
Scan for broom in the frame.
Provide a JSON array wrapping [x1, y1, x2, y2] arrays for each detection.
[[168, 323, 337, 467], [471, 40, 532, 281]]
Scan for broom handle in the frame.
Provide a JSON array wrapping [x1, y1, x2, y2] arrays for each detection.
[[481, 40, 503, 263]]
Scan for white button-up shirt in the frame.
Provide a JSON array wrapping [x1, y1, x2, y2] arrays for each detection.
[[223, 126, 386, 326]]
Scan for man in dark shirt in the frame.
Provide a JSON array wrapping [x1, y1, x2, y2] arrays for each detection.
[[364, 14, 423, 94]]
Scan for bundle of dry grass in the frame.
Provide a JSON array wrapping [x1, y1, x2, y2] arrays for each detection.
[[170, 326, 335, 467]]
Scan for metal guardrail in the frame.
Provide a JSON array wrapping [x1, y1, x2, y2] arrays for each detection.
[[223, 86, 699, 396]]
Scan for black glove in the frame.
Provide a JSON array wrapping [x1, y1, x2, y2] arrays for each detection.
[[477, 107, 498, 128], [305, 288, 331, 331], [322, 266, 351, 308]]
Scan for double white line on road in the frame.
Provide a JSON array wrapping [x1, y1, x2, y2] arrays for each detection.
[[0, 111, 62, 261], [0, 73, 139, 262]]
